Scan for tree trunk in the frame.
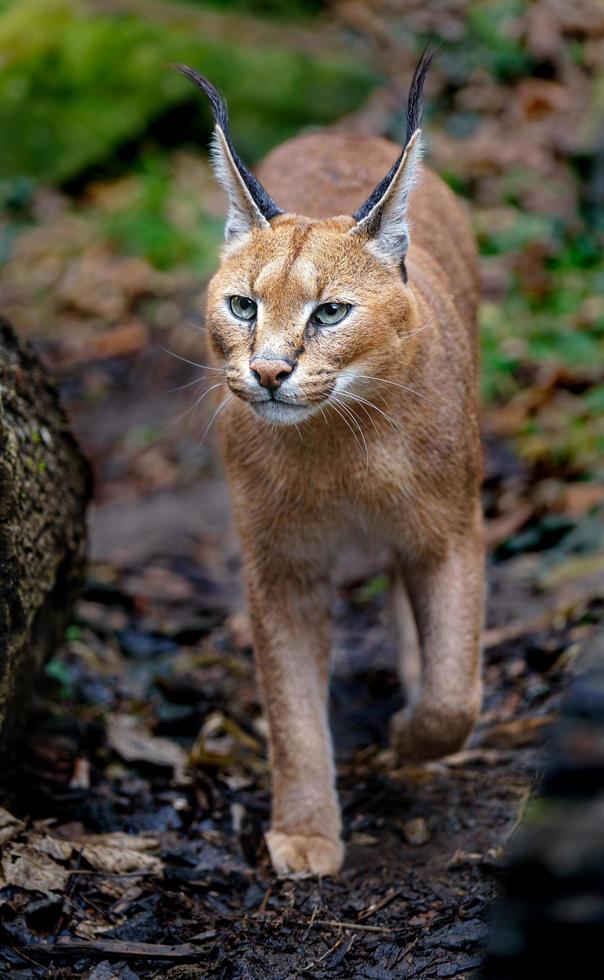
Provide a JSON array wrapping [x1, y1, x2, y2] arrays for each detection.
[[0, 317, 91, 743]]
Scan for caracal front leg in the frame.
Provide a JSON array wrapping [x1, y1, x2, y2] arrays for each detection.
[[391, 571, 422, 703], [391, 520, 485, 762], [244, 549, 342, 876]]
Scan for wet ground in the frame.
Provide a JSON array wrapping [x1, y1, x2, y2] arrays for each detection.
[[0, 318, 601, 979]]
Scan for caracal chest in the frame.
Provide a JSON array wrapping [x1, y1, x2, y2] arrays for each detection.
[[270, 431, 413, 543]]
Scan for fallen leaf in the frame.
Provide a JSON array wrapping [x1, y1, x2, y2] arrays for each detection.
[[30, 835, 73, 861], [28, 831, 163, 877], [441, 747, 511, 767], [189, 711, 263, 769], [106, 713, 188, 779], [79, 841, 162, 876], [482, 714, 556, 749], [1, 844, 70, 894], [0, 807, 24, 846]]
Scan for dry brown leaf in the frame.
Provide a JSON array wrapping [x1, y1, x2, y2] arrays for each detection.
[[79, 842, 162, 876], [482, 714, 556, 749], [0, 807, 24, 846], [74, 917, 125, 940], [29, 834, 73, 861], [77, 832, 158, 853], [106, 713, 187, 779], [1, 844, 70, 894], [28, 830, 162, 877], [441, 747, 511, 768], [189, 711, 263, 769]]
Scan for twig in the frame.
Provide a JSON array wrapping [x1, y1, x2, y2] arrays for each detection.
[[257, 884, 273, 916], [401, 936, 419, 958], [57, 869, 157, 878], [10, 944, 47, 971], [357, 886, 404, 920], [301, 933, 355, 973], [52, 846, 83, 939], [18, 938, 205, 961], [312, 918, 396, 934]]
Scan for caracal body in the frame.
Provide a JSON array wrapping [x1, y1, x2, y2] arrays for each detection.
[[180, 55, 485, 876]]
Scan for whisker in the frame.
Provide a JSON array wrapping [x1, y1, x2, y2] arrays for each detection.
[[401, 313, 436, 341], [356, 373, 443, 408], [184, 318, 207, 333], [199, 393, 235, 448], [163, 380, 225, 434], [341, 399, 370, 488], [327, 398, 361, 450], [331, 395, 369, 485], [339, 389, 400, 433], [159, 345, 225, 373], [339, 392, 381, 438], [167, 374, 214, 394]]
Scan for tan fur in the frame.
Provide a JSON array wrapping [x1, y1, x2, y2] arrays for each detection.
[[203, 130, 484, 876]]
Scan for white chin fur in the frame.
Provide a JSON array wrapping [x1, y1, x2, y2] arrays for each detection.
[[251, 400, 317, 425]]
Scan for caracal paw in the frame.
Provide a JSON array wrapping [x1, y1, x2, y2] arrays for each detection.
[[265, 830, 344, 877], [390, 704, 475, 763]]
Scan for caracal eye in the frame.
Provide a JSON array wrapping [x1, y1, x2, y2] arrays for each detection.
[[229, 296, 257, 321], [312, 302, 351, 326]]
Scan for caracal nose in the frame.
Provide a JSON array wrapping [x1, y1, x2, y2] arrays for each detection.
[[250, 357, 294, 391]]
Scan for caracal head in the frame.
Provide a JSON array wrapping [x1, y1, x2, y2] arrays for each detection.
[[176, 54, 432, 426]]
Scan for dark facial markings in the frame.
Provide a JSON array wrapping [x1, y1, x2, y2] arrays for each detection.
[[282, 224, 314, 278]]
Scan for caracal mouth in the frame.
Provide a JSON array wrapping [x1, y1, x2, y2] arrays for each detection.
[[250, 398, 317, 425]]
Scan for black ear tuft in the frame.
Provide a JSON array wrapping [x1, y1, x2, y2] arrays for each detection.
[[353, 45, 435, 222], [174, 64, 282, 223], [174, 63, 230, 133], [405, 44, 436, 147]]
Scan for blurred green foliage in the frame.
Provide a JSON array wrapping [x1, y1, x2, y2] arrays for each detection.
[[100, 153, 225, 273], [480, 229, 604, 475], [0, 0, 376, 183]]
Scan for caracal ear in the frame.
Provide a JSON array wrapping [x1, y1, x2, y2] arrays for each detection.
[[350, 129, 422, 267], [350, 46, 434, 275], [174, 65, 282, 242]]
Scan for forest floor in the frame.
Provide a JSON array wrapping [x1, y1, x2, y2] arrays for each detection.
[[0, 247, 602, 978]]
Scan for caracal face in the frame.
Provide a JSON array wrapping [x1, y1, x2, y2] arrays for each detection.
[[206, 214, 419, 427]]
